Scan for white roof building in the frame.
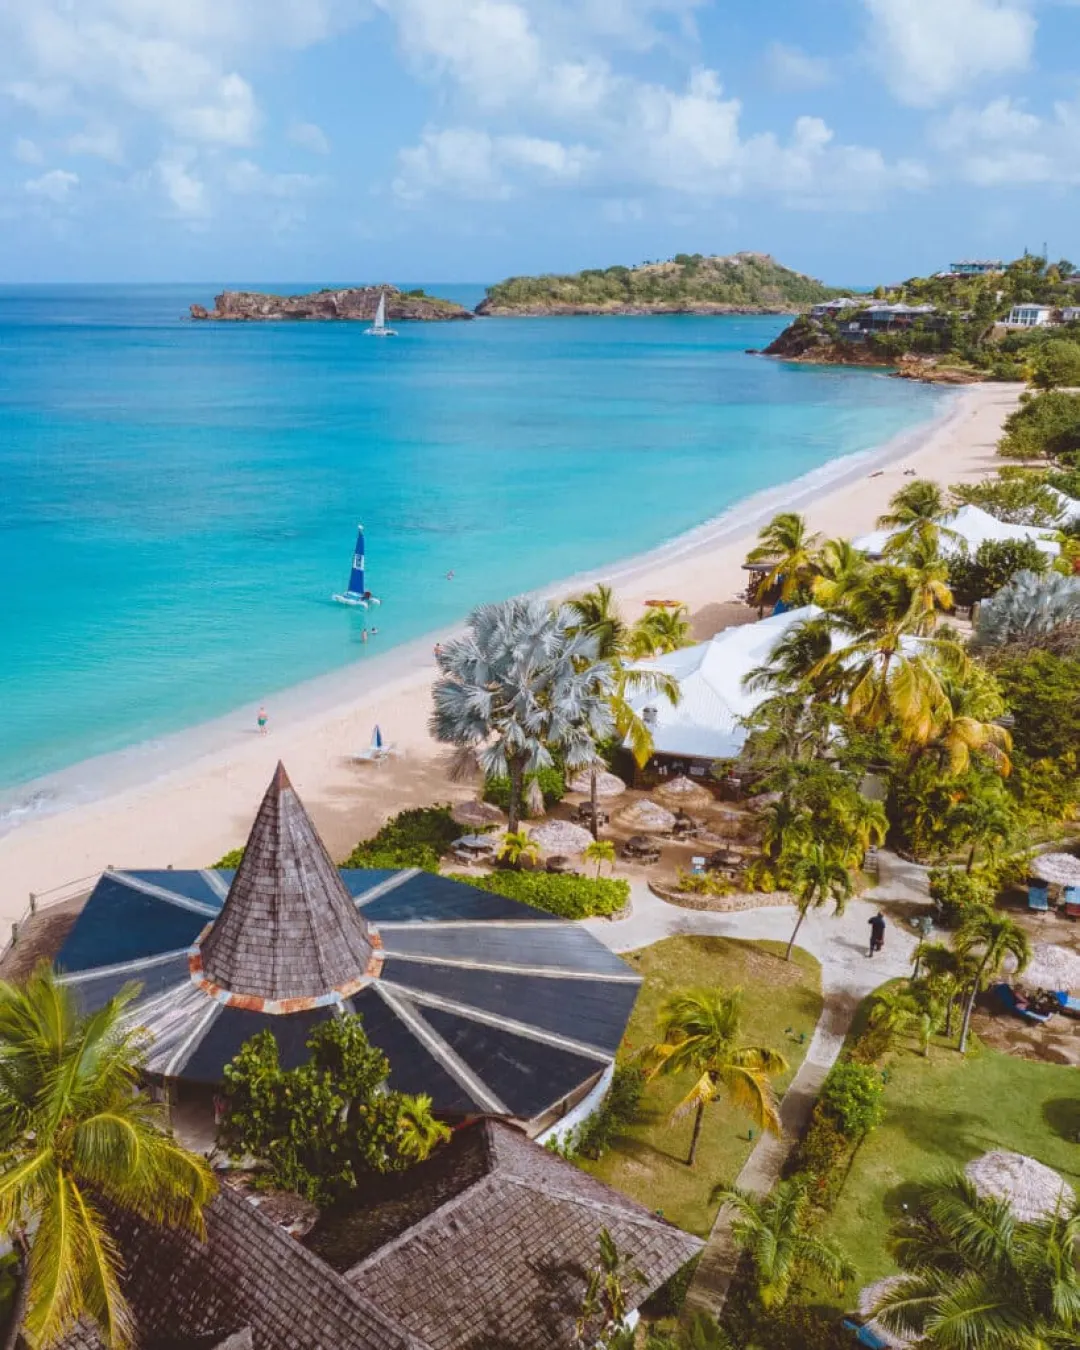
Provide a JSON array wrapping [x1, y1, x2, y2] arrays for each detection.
[[854, 503, 1060, 559], [1006, 304, 1053, 327], [625, 606, 822, 762], [1048, 486, 1080, 524]]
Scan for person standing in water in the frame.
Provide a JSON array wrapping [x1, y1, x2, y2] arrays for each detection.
[[256, 705, 268, 735], [868, 911, 886, 957]]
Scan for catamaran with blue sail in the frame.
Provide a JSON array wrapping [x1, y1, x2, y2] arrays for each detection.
[[332, 525, 381, 608]]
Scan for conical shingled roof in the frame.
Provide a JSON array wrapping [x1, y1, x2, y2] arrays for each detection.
[[199, 763, 375, 1002]]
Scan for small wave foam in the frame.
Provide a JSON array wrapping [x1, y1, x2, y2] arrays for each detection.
[[0, 788, 58, 828]]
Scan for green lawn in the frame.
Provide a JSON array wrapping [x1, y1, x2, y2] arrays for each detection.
[[581, 935, 822, 1237], [816, 1038, 1080, 1300]]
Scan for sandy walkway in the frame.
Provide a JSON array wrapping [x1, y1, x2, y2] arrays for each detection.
[[0, 383, 1020, 927]]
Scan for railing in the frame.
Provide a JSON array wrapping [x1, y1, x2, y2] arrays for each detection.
[[3, 870, 104, 961]]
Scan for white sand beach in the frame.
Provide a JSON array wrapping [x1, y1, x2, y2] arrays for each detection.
[[0, 382, 1021, 927]]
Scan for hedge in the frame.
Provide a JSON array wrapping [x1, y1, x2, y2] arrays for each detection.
[[482, 766, 565, 817], [450, 870, 629, 919], [342, 805, 463, 871]]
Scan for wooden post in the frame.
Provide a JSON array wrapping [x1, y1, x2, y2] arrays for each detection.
[[28, 893, 37, 915]]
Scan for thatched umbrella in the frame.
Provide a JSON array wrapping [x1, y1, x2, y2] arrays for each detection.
[[653, 775, 713, 809], [1008, 941, 1080, 990], [567, 770, 626, 799], [616, 799, 677, 834], [964, 1150, 1075, 1222], [858, 1277, 916, 1348], [529, 820, 594, 855], [1031, 852, 1080, 887], [451, 800, 507, 829]]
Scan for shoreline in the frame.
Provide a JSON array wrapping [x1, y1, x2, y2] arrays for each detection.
[[0, 382, 1019, 924]]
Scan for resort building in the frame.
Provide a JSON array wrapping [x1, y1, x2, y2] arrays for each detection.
[[53, 763, 643, 1141], [1061, 306, 1080, 323], [1006, 304, 1054, 328], [948, 259, 1003, 276], [854, 503, 1060, 561], [809, 297, 861, 316]]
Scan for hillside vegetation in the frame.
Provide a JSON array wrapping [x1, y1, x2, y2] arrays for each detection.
[[478, 251, 839, 314]]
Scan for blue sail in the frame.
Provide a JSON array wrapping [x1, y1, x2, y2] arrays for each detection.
[[346, 526, 366, 596]]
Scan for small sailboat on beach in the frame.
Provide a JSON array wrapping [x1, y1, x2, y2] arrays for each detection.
[[332, 525, 381, 608], [365, 292, 397, 337]]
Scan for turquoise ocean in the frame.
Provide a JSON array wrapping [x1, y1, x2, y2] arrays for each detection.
[[0, 284, 948, 802]]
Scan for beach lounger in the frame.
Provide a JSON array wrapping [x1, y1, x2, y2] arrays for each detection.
[[993, 982, 1053, 1024], [841, 1317, 892, 1349], [1064, 887, 1080, 920], [1053, 990, 1080, 1018], [1027, 883, 1050, 914]]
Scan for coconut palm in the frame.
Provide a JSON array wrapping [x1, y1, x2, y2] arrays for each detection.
[[918, 942, 978, 1039], [743, 615, 834, 695], [868, 985, 937, 1056], [878, 479, 957, 558], [954, 905, 1031, 1053], [784, 841, 854, 962], [431, 598, 615, 831], [948, 780, 1018, 873], [745, 512, 822, 605], [926, 663, 1013, 778], [872, 1174, 1080, 1349], [0, 965, 215, 1350], [394, 1093, 451, 1162], [642, 989, 788, 1166], [812, 537, 871, 612], [497, 829, 540, 869], [900, 533, 954, 634], [584, 838, 616, 878], [739, 693, 842, 769], [713, 1177, 856, 1310], [627, 604, 693, 658], [566, 584, 627, 658]]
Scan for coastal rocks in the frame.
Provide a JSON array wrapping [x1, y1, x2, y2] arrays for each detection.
[[763, 317, 983, 382], [190, 286, 473, 322]]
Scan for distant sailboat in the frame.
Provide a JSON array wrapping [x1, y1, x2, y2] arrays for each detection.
[[365, 292, 397, 337], [332, 525, 381, 607]]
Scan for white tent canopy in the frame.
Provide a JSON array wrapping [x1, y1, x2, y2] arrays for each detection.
[[1048, 486, 1080, 525], [854, 503, 1060, 559], [625, 606, 822, 761]]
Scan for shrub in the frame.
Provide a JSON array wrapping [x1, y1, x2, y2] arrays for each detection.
[[998, 389, 1080, 461], [342, 805, 461, 871], [572, 1065, 645, 1161], [1030, 338, 1080, 391], [451, 870, 629, 918], [948, 538, 1050, 607], [213, 847, 245, 868], [482, 766, 565, 816], [819, 1061, 885, 1138], [951, 473, 1067, 526], [927, 867, 994, 926], [674, 869, 734, 897]]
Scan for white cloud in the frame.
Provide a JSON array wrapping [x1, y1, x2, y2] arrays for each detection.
[[24, 168, 79, 202], [764, 42, 832, 91], [287, 120, 331, 155], [171, 73, 258, 145], [862, 0, 1036, 108], [67, 126, 124, 161], [933, 94, 1080, 185], [224, 159, 319, 196], [393, 126, 592, 199], [13, 136, 43, 164], [156, 151, 208, 216]]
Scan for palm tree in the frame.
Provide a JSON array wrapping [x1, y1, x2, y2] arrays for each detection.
[[872, 1174, 1080, 1349], [918, 941, 977, 1039], [574, 1228, 643, 1349], [395, 1093, 451, 1162], [627, 605, 693, 658], [812, 536, 870, 612], [926, 664, 1013, 778], [431, 598, 615, 831], [878, 479, 957, 558], [743, 615, 834, 695], [868, 985, 937, 1056], [642, 989, 788, 1166], [713, 1177, 856, 1310], [900, 532, 954, 634], [954, 905, 1031, 1053], [0, 965, 215, 1350], [584, 838, 616, 878], [497, 829, 540, 869], [784, 841, 853, 962], [745, 512, 822, 605], [948, 781, 1018, 873], [566, 584, 627, 658]]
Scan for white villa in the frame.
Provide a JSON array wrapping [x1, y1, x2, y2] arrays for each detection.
[[854, 503, 1061, 560], [1006, 304, 1054, 328]]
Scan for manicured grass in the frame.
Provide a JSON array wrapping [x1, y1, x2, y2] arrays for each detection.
[[581, 935, 822, 1237], [816, 1038, 1080, 1300]]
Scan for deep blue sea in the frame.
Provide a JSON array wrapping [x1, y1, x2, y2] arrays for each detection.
[[0, 284, 947, 794]]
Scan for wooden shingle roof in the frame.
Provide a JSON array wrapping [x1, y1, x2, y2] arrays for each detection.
[[199, 763, 375, 1002]]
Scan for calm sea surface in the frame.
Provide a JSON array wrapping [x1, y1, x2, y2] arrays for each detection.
[[0, 284, 947, 793]]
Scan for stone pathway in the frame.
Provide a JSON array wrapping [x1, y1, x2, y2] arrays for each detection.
[[582, 850, 931, 1317]]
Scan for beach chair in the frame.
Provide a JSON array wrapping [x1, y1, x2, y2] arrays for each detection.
[[1053, 990, 1080, 1018], [1027, 882, 1050, 914], [841, 1317, 892, 1349], [1064, 887, 1080, 920], [993, 982, 1053, 1024]]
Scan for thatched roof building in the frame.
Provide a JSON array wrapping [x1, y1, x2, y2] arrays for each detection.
[[53, 764, 641, 1135]]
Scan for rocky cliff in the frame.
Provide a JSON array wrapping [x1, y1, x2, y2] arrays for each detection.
[[763, 316, 983, 383], [190, 286, 473, 322]]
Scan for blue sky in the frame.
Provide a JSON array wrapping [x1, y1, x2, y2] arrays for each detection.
[[1, 0, 1079, 284]]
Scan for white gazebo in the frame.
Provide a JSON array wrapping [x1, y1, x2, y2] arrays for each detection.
[[854, 504, 1060, 560]]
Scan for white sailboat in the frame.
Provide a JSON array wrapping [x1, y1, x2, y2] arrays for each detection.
[[365, 292, 397, 337]]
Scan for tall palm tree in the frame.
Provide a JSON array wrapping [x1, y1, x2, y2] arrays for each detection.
[[948, 781, 1018, 873], [811, 537, 870, 612], [566, 584, 627, 658], [394, 1093, 451, 1162], [743, 615, 834, 695], [0, 966, 215, 1350], [745, 512, 822, 605], [926, 664, 1013, 778], [627, 605, 693, 658], [900, 533, 954, 634], [878, 479, 957, 559], [431, 598, 615, 831], [784, 841, 853, 961], [642, 990, 788, 1166], [954, 905, 1031, 1053], [713, 1177, 856, 1310], [583, 838, 616, 878], [872, 1175, 1080, 1349], [917, 941, 977, 1039]]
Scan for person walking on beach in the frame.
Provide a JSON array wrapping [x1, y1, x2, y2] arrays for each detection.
[[868, 911, 886, 957], [256, 705, 268, 736]]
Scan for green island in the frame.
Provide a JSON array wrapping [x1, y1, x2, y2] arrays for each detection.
[[766, 251, 1080, 382], [476, 251, 840, 315]]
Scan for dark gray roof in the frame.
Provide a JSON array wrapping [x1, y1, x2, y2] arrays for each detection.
[[199, 762, 375, 1001], [316, 1120, 703, 1350]]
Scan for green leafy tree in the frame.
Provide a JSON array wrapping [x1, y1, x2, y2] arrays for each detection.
[[811, 536, 871, 611], [584, 838, 616, 877], [784, 841, 854, 962], [872, 1175, 1080, 1349], [998, 389, 1080, 461], [220, 1015, 445, 1202], [951, 473, 1067, 526], [949, 538, 1051, 607], [946, 777, 1018, 872], [713, 1177, 856, 1310], [918, 941, 979, 1038], [642, 989, 788, 1165], [0, 965, 215, 1350], [820, 1061, 886, 1134], [1030, 337, 1080, 391], [745, 512, 822, 604], [923, 660, 1012, 777], [954, 905, 1031, 1053]]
